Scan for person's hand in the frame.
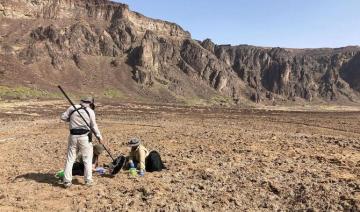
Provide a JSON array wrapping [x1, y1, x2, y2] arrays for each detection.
[[129, 160, 135, 169], [95, 167, 106, 175]]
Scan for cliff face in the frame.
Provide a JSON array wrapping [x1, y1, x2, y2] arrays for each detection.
[[0, 0, 359, 104], [210, 43, 360, 102], [0, 0, 122, 19], [0, 0, 190, 38]]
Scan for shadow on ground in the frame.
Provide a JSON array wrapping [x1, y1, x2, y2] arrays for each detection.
[[13, 173, 70, 187], [100, 173, 116, 178]]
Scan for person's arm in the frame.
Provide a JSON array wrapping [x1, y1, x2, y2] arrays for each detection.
[[128, 151, 134, 163], [61, 106, 73, 122], [92, 155, 99, 171], [88, 109, 103, 140], [126, 150, 136, 169]]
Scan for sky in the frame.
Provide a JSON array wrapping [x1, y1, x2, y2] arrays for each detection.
[[113, 0, 360, 48]]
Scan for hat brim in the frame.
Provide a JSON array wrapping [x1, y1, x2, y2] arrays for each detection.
[[128, 143, 140, 147], [81, 100, 93, 104]]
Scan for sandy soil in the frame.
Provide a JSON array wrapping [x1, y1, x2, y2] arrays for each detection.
[[0, 100, 359, 211]]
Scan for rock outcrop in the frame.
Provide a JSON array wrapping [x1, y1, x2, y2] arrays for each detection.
[[0, 0, 359, 104], [0, 0, 190, 38], [210, 45, 360, 102]]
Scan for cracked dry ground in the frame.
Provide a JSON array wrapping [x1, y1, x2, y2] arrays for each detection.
[[0, 102, 359, 211]]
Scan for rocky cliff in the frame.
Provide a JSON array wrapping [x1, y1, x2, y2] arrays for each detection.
[[0, 0, 359, 105], [209, 43, 360, 103]]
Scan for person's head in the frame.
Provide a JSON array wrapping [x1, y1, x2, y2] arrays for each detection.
[[128, 138, 141, 150], [93, 144, 105, 156], [81, 96, 95, 110]]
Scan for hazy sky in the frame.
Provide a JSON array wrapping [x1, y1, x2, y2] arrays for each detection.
[[113, 0, 360, 48]]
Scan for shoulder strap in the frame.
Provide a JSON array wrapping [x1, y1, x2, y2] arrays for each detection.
[[69, 106, 91, 120], [83, 107, 91, 119]]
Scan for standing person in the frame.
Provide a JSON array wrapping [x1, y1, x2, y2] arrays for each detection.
[[60, 97, 103, 188]]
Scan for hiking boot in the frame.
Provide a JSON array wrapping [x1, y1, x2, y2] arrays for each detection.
[[63, 182, 72, 188]]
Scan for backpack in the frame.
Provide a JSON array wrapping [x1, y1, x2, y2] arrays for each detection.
[[145, 151, 166, 172]]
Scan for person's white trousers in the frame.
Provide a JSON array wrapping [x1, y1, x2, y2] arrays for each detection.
[[64, 135, 93, 183]]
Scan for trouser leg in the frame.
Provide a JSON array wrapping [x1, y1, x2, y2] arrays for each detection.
[[78, 136, 93, 183], [64, 135, 77, 183]]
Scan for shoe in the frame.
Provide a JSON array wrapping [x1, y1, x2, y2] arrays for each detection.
[[57, 179, 65, 185], [63, 182, 72, 188], [85, 180, 95, 187], [138, 169, 145, 177]]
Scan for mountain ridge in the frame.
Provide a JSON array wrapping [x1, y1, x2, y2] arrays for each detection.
[[0, 0, 359, 105]]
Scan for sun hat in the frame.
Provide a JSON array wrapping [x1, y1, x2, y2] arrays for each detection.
[[94, 144, 105, 155], [81, 96, 94, 104], [128, 138, 141, 147]]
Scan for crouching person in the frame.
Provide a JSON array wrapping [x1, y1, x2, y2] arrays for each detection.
[[127, 138, 166, 176], [72, 144, 105, 176]]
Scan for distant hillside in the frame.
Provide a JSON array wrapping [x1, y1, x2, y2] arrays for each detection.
[[0, 0, 359, 105]]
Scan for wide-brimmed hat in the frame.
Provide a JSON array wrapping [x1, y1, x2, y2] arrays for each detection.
[[94, 144, 105, 155], [81, 96, 94, 104], [128, 138, 141, 147]]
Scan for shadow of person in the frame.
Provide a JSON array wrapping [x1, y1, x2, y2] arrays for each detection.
[[14, 173, 62, 187], [14, 173, 82, 187]]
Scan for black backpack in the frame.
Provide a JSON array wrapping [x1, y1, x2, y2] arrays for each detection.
[[145, 151, 166, 172]]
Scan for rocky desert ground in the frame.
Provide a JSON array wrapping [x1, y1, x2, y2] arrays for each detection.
[[0, 100, 359, 211]]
